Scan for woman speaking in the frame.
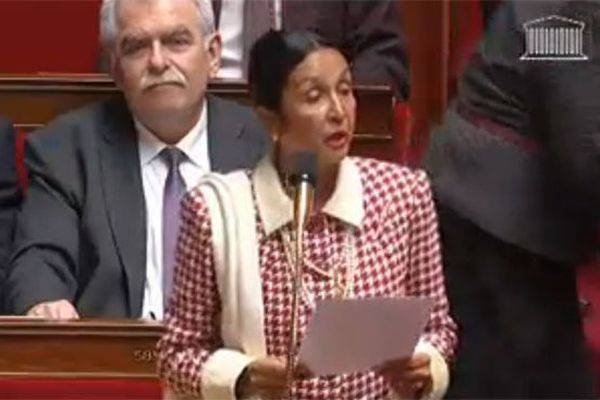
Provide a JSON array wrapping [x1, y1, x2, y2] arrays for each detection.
[[157, 30, 456, 400]]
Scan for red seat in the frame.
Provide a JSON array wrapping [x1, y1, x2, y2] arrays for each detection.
[[15, 129, 28, 192], [577, 261, 600, 393], [0, 379, 162, 400]]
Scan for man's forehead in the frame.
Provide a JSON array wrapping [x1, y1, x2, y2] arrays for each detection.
[[119, 24, 195, 39]]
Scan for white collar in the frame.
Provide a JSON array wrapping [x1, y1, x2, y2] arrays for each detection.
[[252, 155, 365, 236], [136, 103, 208, 167]]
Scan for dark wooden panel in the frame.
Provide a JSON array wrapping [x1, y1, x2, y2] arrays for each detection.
[[0, 74, 396, 160]]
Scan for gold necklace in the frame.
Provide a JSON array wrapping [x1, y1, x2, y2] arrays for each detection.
[[280, 222, 358, 308]]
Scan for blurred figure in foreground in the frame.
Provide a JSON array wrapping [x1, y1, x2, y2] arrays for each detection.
[[426, 1, 600, 397]]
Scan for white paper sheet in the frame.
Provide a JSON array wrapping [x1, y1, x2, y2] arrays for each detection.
[[297, 297, 434, 376]]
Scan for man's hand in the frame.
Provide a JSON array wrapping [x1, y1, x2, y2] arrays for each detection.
[[26, 299, 79, 319], [377, 353, 432, 399]]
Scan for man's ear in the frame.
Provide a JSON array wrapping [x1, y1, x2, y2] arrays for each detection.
[[109, 52, 123, 90], [255, 106, 282, 143], [206, 32, 222, 79]]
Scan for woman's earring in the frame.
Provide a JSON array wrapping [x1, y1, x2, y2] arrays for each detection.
[[273, 130, 281, 143]]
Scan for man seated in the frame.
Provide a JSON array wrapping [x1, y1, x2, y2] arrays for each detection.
[[0, 118, 21, 314], [5, 0, 269, 320], [215, 0, 409, 99]]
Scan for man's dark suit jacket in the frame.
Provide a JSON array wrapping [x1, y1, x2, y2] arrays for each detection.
[[212, 0, 409, 99], [5, 95, 269, 317], [426, 0, 600, 264], [0, 118, 21, 312]]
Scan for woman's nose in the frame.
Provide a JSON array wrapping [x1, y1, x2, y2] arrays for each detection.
[[327, 93, 347, 122]]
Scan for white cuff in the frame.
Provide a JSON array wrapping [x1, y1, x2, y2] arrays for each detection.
[[414, 340, 449, 400], [201, 348, 255, 400]]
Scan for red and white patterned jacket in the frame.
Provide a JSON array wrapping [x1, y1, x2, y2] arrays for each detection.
[[157, 156, 457, 399]]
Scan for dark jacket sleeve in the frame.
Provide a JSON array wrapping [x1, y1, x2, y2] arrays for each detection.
[[5, 124, 82, 314], [529, 0, 600, 214], [534, 61, 600, 216], [0, 119, 21, 312], [425, 1, 600, 261], [344, 0, 409, 100], [454, 0, 600, 207]]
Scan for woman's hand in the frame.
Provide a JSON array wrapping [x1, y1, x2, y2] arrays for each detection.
[[236, 357, 288, 399], [235, 357, 313, 399], [376, 353, 432, 399]]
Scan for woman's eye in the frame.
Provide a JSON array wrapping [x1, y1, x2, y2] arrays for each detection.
[[306, 89, 321, 102]]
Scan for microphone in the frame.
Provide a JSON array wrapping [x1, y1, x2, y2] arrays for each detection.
[[285, 151, 317, 392], [289, 152, 317, 231]]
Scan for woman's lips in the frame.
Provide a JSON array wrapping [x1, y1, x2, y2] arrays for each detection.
[[324, 131, 350, 151]]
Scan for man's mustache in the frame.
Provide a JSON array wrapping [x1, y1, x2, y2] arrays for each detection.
[[141, 68, 187, 90]]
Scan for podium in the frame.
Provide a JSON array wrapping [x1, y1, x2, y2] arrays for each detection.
[[0, 318, 165, 399]]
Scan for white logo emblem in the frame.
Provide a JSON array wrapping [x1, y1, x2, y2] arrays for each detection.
[[520, 15, 587, 61]]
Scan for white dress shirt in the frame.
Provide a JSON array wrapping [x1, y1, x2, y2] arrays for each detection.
[[217, 0, 282, 80], [136, 105, 210, 320]]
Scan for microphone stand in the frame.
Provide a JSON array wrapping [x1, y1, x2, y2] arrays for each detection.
[[286, 176, 313, 399]]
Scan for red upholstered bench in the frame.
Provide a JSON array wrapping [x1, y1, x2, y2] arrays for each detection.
[[15, 128, 28, 192], [0, 379, 162, 399], [578, 261, 600, 394]]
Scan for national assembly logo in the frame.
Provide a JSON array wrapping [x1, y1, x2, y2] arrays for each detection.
[[520, 15, 588, 61]]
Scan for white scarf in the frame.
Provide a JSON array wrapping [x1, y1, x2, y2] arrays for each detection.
[[197, 171, 266, 399]]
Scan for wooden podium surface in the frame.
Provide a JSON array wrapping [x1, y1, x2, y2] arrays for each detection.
[[0, 318, 164, 379]]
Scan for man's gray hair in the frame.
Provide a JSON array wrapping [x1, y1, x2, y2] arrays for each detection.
[[99, 0, 216, 49]]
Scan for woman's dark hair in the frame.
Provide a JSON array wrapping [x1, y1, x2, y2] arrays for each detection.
[[247, 30, 333, 112]]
